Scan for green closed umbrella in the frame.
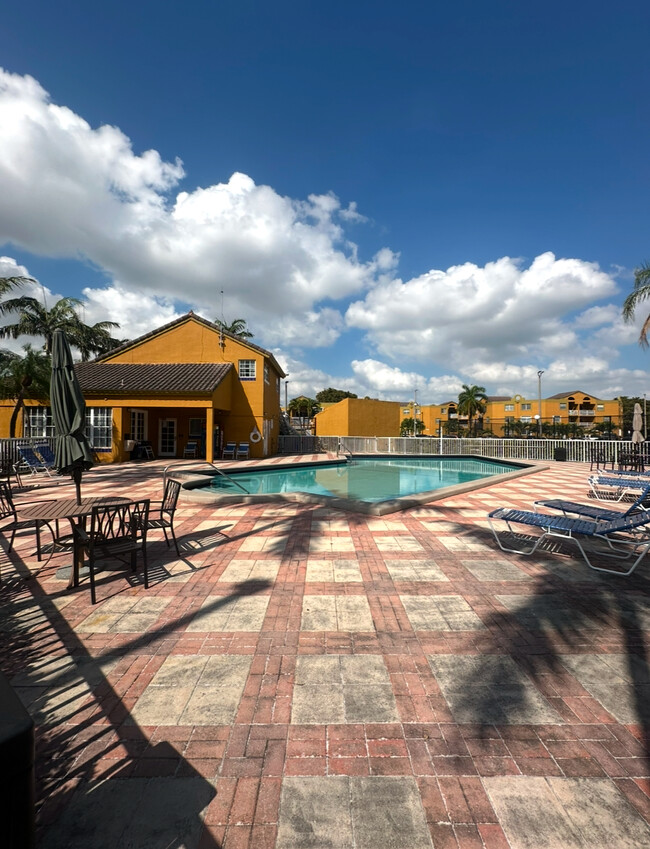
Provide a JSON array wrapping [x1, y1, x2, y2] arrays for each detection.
[[50, 329, 94, 503]]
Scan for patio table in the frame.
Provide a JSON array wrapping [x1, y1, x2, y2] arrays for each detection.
[[17, 496, 129, 588]]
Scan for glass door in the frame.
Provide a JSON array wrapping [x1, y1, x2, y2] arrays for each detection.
[[159, 418, 177, 457]]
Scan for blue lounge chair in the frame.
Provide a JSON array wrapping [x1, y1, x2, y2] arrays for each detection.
[[222, 442, 236, 460], [588, 474, 650, 501], [34, 443, 56, 467], [488, 506, 650, 575], [14, 445, 54, 487], [535, 483, 650, 524], [594, 468, 650, 479], [236, 442, 250, 460]]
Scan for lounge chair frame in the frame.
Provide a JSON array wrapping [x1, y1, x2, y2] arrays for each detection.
[[488, 507, 650, 576]]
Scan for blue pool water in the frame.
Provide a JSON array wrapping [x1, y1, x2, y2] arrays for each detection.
[[208, 457, 520, 504]]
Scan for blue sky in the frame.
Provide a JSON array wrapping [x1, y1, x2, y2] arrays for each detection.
[[1, 1, 649, 403]]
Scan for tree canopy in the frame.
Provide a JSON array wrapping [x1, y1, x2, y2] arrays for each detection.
[[457, 384, 488, 435], [315, 387, 358, 403], [287, 396, 320, 417], [622, 262, 650, 347], [214, 318, 254, 339], [0, 345, 51, 437], [400, 417, 425, 436]]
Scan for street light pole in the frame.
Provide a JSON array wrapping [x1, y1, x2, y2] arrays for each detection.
[[414, 388, 418, 436], [645, 392, 647, 440], [285, 378, 290, 416], [537, 370, 544, 436]]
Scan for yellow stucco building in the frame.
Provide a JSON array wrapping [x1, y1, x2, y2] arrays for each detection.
[[0, 312, 286, 463], [315, 391, 621, 437]]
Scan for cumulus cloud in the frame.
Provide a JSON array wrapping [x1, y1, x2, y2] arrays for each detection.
[[0, 69, 379, 344], [346, 253, 620, 374]]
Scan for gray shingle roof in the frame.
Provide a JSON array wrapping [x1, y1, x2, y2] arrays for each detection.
[[75, 362, 233, 394]]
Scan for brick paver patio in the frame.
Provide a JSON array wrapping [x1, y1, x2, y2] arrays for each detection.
[[2, 456, 650, 848]]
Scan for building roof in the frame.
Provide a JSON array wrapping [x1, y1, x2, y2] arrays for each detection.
[[75, 362, 233, 395], [487, 395, 512, 401], [94, 312, 286, 377], [546, 390, 598, 400]]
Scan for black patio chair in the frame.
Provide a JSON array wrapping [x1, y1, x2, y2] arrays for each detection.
[[74, 500, 150, 604], [0, 481, 58, 580], [146, 478, 181, 556]]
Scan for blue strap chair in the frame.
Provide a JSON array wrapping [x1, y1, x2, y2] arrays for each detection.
[[13, 445, 54, 487], [222, 442, 236, 460], [535, 483, 650, 523], [236, 442, 250, 460], [488, 506, 650, 575]]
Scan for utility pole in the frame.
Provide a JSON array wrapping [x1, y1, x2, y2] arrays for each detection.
[[285, 378, 290, 415], [537, 370, 544, 436]]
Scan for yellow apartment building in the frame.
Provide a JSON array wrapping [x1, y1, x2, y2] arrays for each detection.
[[0, 312, 286, 463], [315, 391, 621, 437]]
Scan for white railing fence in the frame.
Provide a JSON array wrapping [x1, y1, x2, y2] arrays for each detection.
[[277, 435, 639, 465]]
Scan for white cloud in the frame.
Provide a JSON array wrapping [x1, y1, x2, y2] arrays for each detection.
[[346, 252, 619, 372], [0, 69, 378, 345]]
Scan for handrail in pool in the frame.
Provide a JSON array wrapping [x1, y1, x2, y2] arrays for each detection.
[[163, 461, 250, 494]]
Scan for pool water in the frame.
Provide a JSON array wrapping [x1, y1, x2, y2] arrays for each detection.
[[208, 457, 520, 504]]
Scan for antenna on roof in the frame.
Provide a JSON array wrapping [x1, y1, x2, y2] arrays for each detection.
[[219, 289, 225, 348]]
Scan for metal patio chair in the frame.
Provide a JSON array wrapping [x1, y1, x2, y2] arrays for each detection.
[[146, 478, 181, 555], [74, 499, 150, 604]]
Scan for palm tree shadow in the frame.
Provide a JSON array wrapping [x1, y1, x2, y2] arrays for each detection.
[[435, 507, 650, 765]]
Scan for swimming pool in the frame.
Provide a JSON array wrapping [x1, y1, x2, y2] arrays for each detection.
[[187, 456, 538, 515]]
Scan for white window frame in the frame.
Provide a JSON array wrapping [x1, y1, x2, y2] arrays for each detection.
[[504, 404, 514, 412], [521, 403, 531, 410], [130, 409, 147, 443], [264, 363, 270, 384], [86, 408, 112, 451], [23, 407, 55, 439], [238, 359, 256, 381]]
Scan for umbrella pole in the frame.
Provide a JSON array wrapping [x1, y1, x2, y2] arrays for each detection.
[[73, 467, 82, 504]]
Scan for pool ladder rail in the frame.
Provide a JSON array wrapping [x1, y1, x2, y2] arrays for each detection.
[[163, 460, 250, 494]]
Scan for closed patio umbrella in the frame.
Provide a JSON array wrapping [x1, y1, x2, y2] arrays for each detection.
[[632, 402, 645, 445], [50, 329, 94, 503]]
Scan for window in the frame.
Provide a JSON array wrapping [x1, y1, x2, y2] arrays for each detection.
[[504, 404, 514, 412], [597, 404, 604, 411], [189, 418, 204, 438], [24, 407, 54, 439], [238, 359, 256, 381], [276, 377, 280, 393], [264, 363, 269, 384], [552, 416, 561, 424], [441, 408, 446, 414], [86, 408, 112, 451], [559, 403, 567, 410], [403, 409, 410, 415], [520, 416, 532, 423], [521, 403, 531, 410], [130, 410, 146, 442]]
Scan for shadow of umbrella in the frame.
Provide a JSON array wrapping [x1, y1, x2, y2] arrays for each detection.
[[50, 329, 94, 503]]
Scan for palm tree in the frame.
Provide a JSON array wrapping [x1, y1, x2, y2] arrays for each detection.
[[623, 261, 650, 347], [0, 345, 51, 437], [457, 384, 488, 436], [0, 296, 83, 354], [70, 316, 122, 361], [214, 318, 254, 339], [0, 276, 34, 296]]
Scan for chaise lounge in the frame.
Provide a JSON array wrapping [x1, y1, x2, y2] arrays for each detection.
[[487, 506, 650, 575]]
